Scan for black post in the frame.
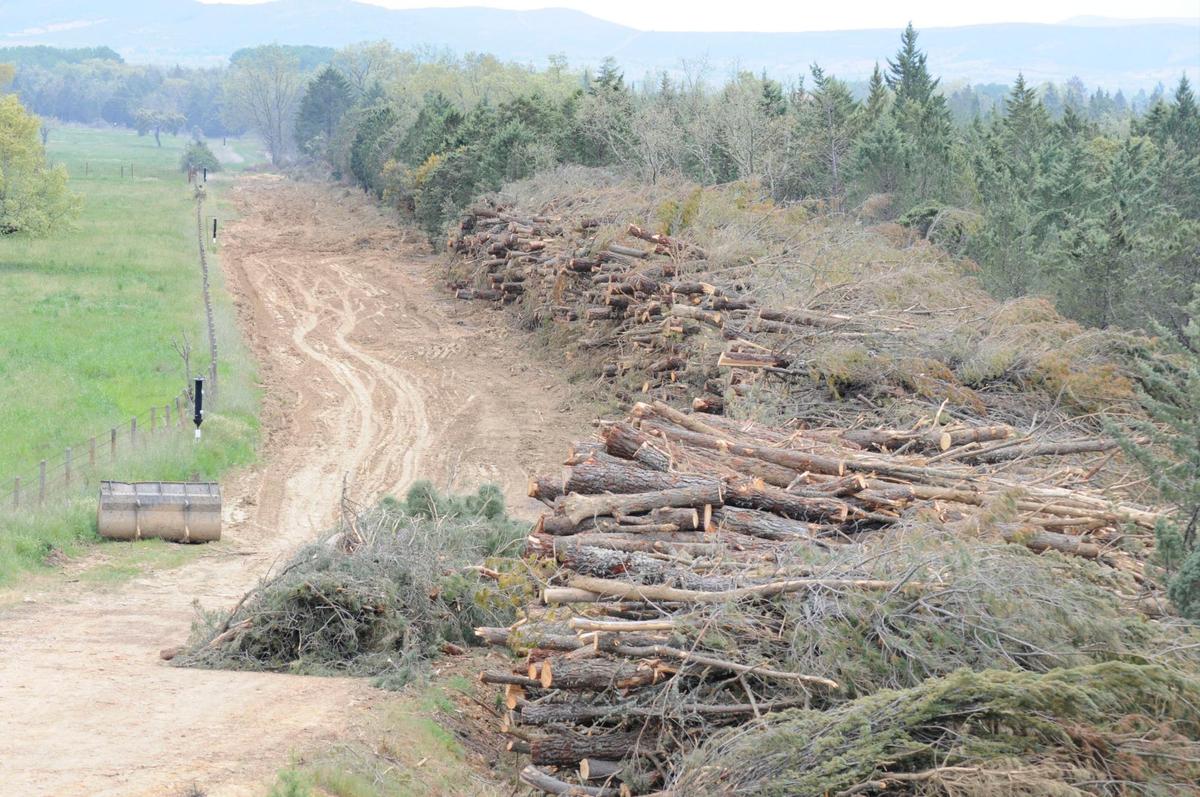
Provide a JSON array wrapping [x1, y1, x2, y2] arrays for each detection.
[[193, 377, 205, 440], [212, 218, 218, 243], [203, 167, 207, 182]]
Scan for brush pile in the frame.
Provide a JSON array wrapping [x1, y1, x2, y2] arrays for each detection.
[[176, 483, 527, 688], [447, 190, 1140, 428], [449, 205, 851, 412], [473, 401, 1185, 795]]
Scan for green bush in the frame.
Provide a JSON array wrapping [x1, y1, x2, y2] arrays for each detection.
[[179, 140, 219, 173]]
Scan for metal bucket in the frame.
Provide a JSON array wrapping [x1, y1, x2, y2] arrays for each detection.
[[97, 481, 222, 542]]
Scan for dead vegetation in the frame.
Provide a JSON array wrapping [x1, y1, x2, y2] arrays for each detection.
[[176, 483, 529, 688], [439, 170, 1199, 795], [469, 401, 1196, 794], [448, 167, 1144, 433]]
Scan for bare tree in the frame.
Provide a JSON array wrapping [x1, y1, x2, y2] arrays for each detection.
[[171, 333, 193, 388], [332, 41, 398, 98], [224, 46, 306, 166]]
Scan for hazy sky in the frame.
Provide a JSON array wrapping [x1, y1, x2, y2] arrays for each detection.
[[201, 0, 1200, 31]]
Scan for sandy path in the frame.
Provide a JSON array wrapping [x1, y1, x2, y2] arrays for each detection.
[[0, 176, 585, 797]]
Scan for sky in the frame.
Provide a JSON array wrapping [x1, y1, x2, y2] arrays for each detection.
[[200, 0, 1200, 31]]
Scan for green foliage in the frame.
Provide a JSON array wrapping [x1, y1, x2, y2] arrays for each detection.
[[674, 662, 1200, 796], [295, 66, 353, 158], [0, 93, 77, 235], [1169, 548, 1200, 621], [1114, 290, 1200, 616], [178, 483, 528, 687], [267, 769, 313, 797], [0, 126, 258, 584], [231, 45, 334, 73], [349, 106, 397, 196], [0, 45, 122, 68], [179, 139, 219, 173]]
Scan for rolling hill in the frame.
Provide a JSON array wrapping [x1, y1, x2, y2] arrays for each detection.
[[1, 0, 1196, 88]]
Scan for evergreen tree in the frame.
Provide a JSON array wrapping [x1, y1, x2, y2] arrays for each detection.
[[884, 24, 954, 200], [349, 105, 397, 196], [863, 62, 889, 123], [294, 65, 353, 157], [1166, 75, 1199, 152], [886, 23, 939, 106], [796, 64, 861, 205], [1114, 289, 1200, 618], [396, 92, 464, 167]]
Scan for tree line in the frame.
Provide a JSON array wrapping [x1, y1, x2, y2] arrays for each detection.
[[259, 28, 1197, 337], [3, 34, 1197, 335]]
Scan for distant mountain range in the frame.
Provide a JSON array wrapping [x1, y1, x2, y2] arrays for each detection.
[[1, 1, 1196, 89]]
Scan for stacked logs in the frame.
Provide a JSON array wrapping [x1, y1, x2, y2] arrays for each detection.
[[449, 206, 853, 408], [477, 401, 1161, 795]]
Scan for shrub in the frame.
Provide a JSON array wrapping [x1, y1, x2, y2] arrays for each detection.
[[179, 140, 219, 173]]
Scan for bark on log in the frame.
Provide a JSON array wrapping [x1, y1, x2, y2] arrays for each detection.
[[520, 765, 620, 795], [559, 483, 726, 526], [567, 574, 927, 603], [539, 655, 662, 690], [530, 730, 649, 767], [709, 506, 819, 541]]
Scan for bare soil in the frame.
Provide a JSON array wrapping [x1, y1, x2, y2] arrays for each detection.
[[0, 176, 588, 796]]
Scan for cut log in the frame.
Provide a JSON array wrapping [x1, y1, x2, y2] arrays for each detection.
[[520, 766, 619, 796], [567, 574, 927, 603], [709, 506, 819, 541], [530, 730, 648, 767], [538, 655, 661, 690], [559, 483, 726, 526]]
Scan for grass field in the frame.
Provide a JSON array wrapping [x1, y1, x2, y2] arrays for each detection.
[[0, 125, 262, 582]]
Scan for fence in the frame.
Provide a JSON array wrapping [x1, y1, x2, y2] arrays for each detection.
[[0, 387, 193, 514]]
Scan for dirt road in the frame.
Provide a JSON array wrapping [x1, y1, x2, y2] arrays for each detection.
[[0, 176, 587, 796]]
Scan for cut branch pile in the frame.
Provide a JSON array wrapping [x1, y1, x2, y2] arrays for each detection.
[[449, 205, 862, 410], [476, 400, 1171, 794], [447, 200, 1139, 429]]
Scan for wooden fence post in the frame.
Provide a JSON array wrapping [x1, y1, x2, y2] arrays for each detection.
[[165, 403, 171, 428], [130, 417, 137, 447], [175, 395, 182, 426], [13, 477, 19, 510], [65, 447, 72, 488], [38, 461, 46, 507], [110, 427, 117, 460], [89, 437, 96, 468], [151, 407, 157, 434]]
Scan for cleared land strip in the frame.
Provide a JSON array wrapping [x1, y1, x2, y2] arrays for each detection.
[[0, 175, 586, 797]]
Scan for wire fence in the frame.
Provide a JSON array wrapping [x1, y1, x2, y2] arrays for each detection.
[[0, 167, 224, 522], [0, 387, 194, 516]]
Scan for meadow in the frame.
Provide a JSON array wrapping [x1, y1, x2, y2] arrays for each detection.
[[0, 125, 261, 582]]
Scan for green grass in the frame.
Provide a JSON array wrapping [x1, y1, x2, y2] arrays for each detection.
[[0, 125, 260, 583], [264, 678, 505, 797]]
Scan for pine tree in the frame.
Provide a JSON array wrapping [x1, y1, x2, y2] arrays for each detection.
[[883, 24, 954, 200], [804, 64, 861, 204], [1166, 75, 1199, 153], [999, 73, 1049, 172], [886, 23, 939, 107], [1114, 289, 1200, 618], [863, 62, 889, 123], [294, 66, 353, 157]]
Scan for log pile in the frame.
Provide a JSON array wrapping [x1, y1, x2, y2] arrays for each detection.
[[476, 400, 1163, 795], [449, 206, 863, 410]]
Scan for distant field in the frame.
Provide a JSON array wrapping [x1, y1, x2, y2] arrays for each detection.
[[0, 125, 260, 580]]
